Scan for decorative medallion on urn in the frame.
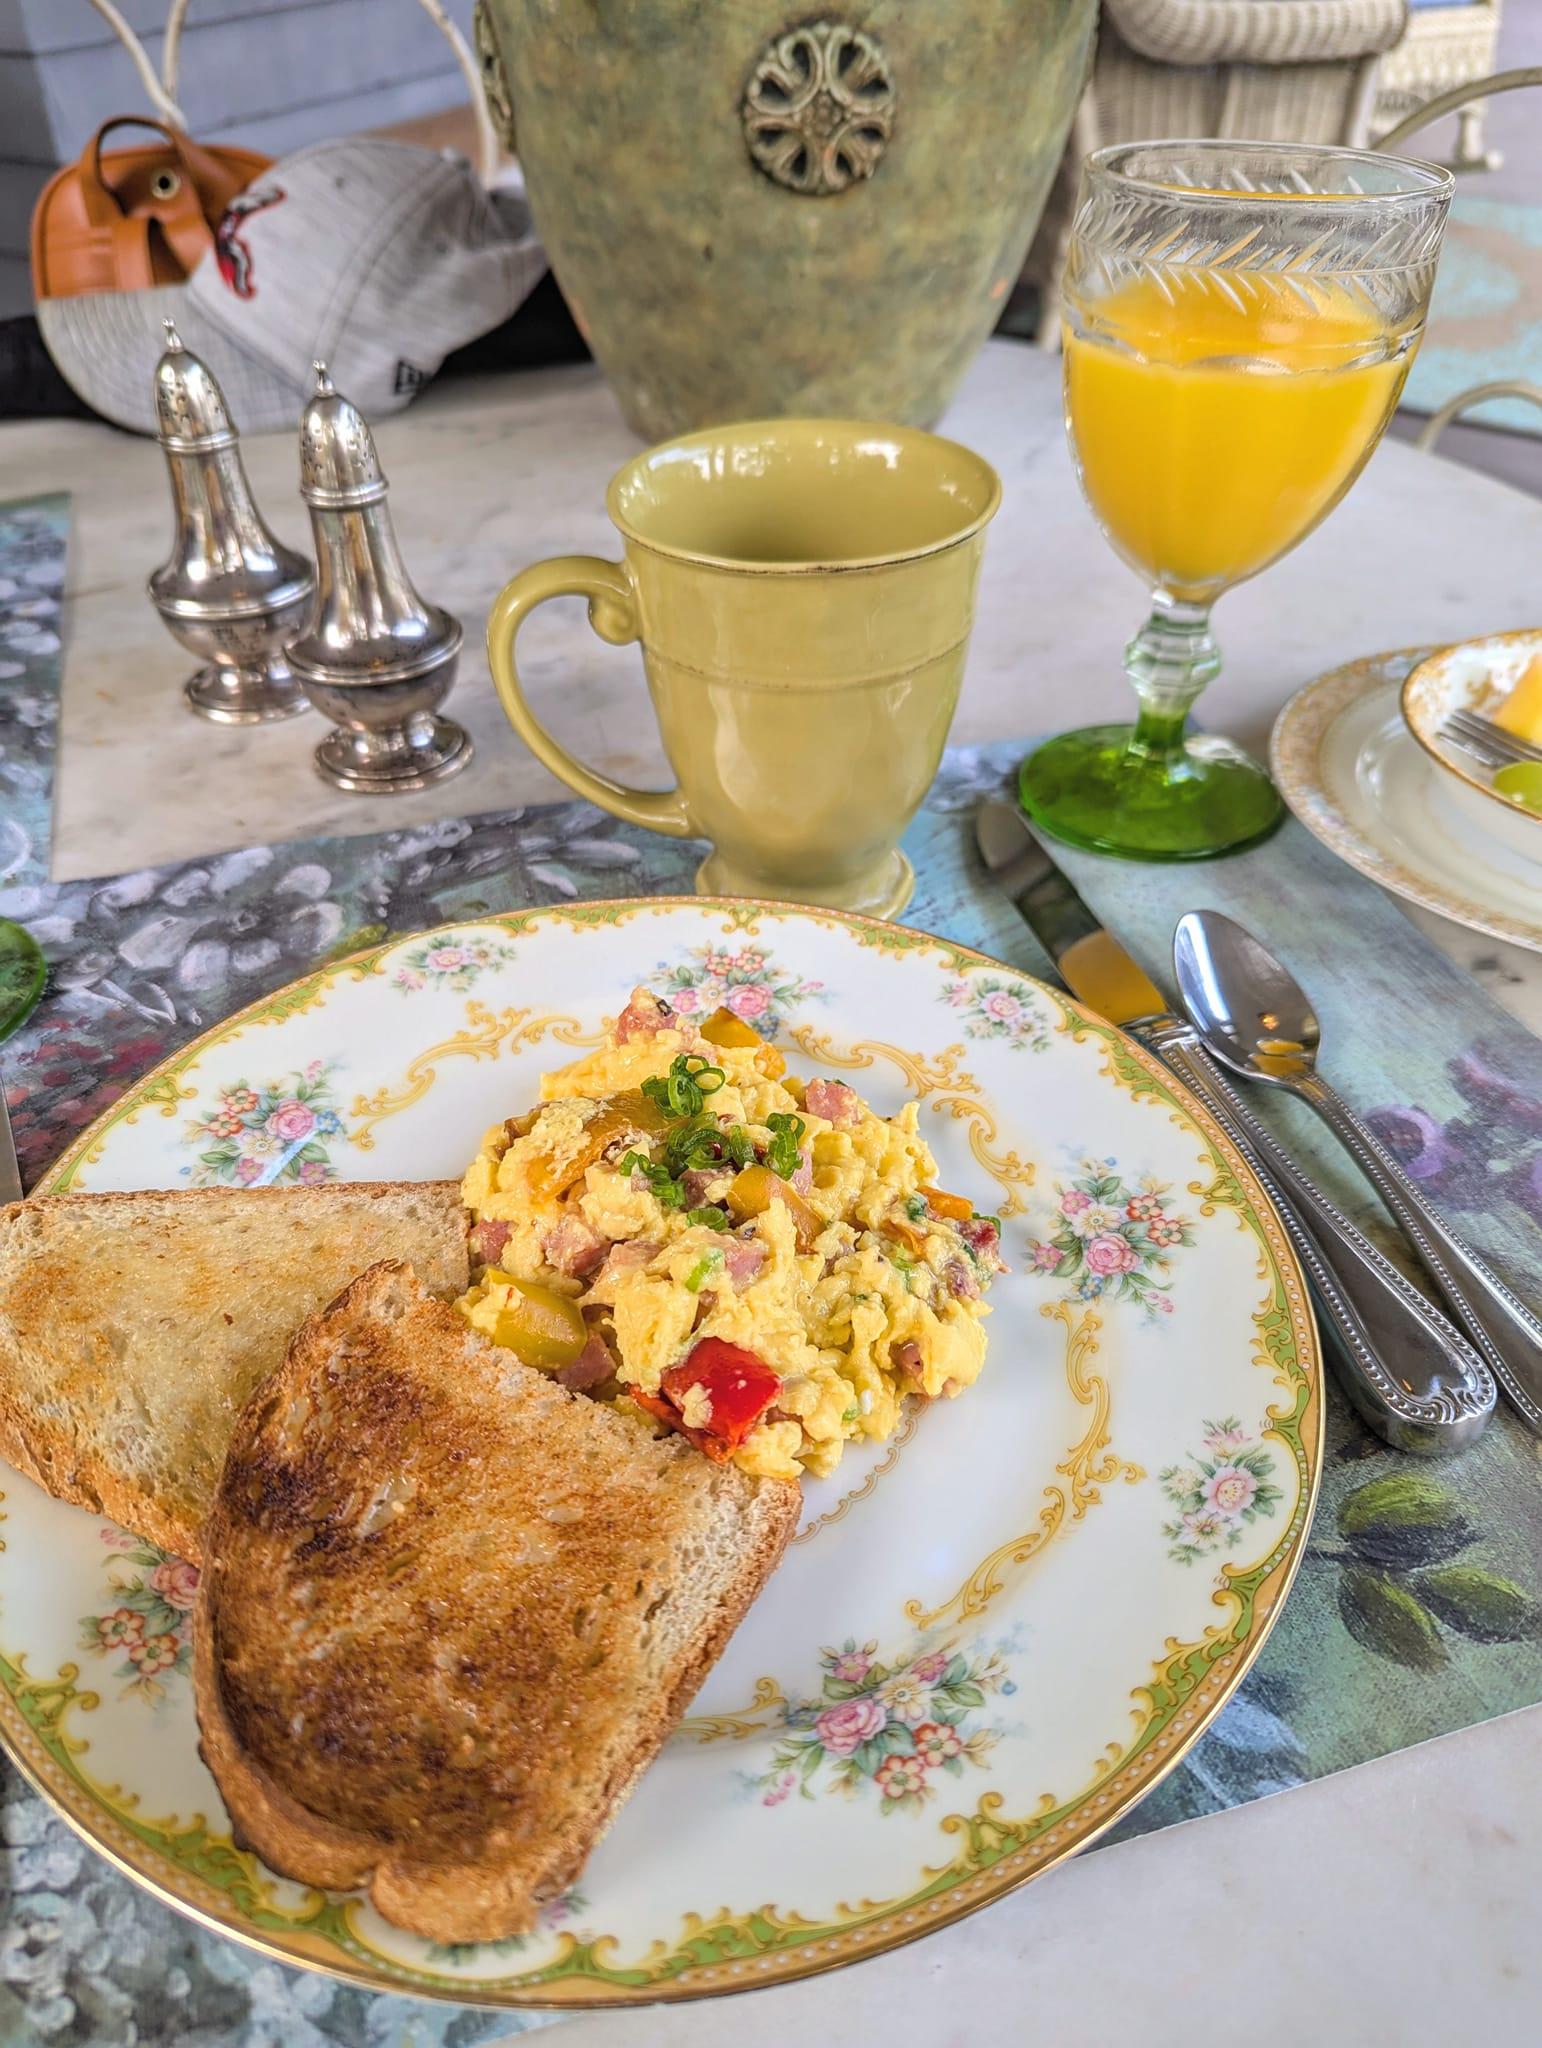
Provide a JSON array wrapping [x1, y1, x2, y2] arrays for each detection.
[[742, 20, 896, 195], [286, 364, 471, 794], [147, 321, 315, 724]]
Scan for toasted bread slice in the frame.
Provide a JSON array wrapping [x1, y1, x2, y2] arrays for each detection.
[[195, 1260, 799, 1943], [0, 1184, 468, 1562]]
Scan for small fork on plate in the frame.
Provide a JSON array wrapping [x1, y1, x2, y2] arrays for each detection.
[[1440, 707, 1542, 770]]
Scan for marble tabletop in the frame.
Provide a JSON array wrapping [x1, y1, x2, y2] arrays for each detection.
[[5, 339, 1542, 2043], [8, 339, 1542, 1038], [549, 1706, 1542, 2048]]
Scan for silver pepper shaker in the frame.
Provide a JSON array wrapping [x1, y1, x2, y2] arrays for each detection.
[[147, 320, 315, 723], [286, 364, 471, 792]]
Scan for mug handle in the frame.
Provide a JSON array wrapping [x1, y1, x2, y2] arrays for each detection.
[[486, 555, 695, 837]]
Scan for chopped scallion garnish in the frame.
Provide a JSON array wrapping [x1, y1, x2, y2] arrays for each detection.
[[662, 1115, 752, 1179], [765, 1111, 806, 1180], [685, 1248, 726, 1292], [685, 1206, 734, 1231], [619, 1147, 733, 1228], [641, 1053, 725, 1120]]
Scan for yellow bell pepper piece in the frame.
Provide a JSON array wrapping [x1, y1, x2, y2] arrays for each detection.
[[701, 1004, 786, 1077], [727, 1164, 819, 1251], [701, 1005, 762, 1049], [525, 1091, 671, 1200]]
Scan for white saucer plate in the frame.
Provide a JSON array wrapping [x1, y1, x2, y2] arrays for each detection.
[[1272, 651, 1542, 954]]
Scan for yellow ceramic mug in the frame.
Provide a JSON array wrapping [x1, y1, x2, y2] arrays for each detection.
[[486, 418, 1001, 917]]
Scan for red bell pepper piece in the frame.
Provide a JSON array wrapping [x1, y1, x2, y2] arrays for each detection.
[[629, 1386, 733, 1462], [660, 1338, 782, 1450]]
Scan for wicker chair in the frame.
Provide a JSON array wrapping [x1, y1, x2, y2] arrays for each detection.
[[1094, 0, 1409, 144], [1372, 1, 1505, 169], [1028, 0, 1410, 339]]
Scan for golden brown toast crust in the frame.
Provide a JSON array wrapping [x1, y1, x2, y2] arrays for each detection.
[[196, 1261, 799, 1943], [0, 1184, 468, 1562]]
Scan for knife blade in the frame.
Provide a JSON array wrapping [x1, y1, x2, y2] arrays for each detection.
[[0, 1082, 21, 1205], [973, 801, 1494, 1452], [975, 800, 1168, 1027]]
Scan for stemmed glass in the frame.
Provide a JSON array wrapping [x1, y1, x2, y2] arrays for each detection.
[[1021, 140, 1454, 861]]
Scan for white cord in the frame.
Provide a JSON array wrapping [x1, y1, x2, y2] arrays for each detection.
[[414, 0, 504, 187], [85, 0, 188, 129], [161, 0, 190, 106], [88, 0, 503, 181]]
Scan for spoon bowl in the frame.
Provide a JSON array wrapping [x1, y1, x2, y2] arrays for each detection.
[[1172, 907, 1542, 1435], [1173, 911, 1325, 1083]]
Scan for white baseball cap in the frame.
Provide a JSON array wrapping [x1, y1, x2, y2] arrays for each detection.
[[38, 135, 545, 436]]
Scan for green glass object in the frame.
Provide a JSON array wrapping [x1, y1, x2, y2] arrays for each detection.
[[1019, 598, 1283, 860], [0, 921, 44, 1043], [1023, 139, 1452, 863]]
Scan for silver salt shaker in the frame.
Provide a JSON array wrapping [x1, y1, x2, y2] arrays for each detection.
[[147, 321, 314, 723], [286, 364, 471, 792]]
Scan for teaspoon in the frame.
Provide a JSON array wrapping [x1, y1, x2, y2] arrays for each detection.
[[1174, 909, 1542, 1436]]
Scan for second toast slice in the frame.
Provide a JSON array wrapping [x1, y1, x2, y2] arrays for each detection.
[[196, 1260, 800, 1942]]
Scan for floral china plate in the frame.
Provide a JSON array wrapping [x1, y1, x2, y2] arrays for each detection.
[[4, 900, 1320, 2008]]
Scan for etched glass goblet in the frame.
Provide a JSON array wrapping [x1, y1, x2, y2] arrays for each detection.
[[1021, 140, 1453, 861]]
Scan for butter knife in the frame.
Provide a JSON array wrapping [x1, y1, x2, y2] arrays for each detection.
[[0, 1082, 21, 1205], [975, 802, 1495, 1453]]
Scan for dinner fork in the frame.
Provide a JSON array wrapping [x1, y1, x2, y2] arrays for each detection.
[[1439, 707, 1542, 770]]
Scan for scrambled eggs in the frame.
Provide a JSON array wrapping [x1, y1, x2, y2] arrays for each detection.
[[457, 987, 1005, 1480]]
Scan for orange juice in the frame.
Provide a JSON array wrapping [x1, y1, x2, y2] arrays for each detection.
[[1063, 276, 1413, 601]]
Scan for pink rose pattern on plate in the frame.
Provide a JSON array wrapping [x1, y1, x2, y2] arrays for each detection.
[[1159, 1419, 1282, 1568], [654, 944, 825, 1039], [938, 973, 1049, 1052], [812, 1693, 888, 1757], [181, 1060, 345, 1187], [1027, 1159, 1195, 1318], [750, 1634, 1013, 1814], [81, 1531, 197, 1704], [390, 934, 518, 995]]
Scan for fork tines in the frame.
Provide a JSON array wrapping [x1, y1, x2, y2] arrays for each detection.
[[1439, 707, 1542, 769]]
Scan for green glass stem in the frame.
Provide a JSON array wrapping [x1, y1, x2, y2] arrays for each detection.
[[1016, 586, 1282, 862], [1124, 593, 1220, 764]]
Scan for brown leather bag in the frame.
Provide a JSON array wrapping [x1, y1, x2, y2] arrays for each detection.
[[31, 117, 271, 300]]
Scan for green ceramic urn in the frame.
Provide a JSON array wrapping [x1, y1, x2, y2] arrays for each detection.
[[476, 0, 1096, 438]]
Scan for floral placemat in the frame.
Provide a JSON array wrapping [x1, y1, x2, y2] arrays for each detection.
[[5, 495, 1542, 2040]]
